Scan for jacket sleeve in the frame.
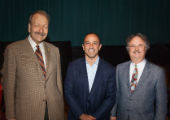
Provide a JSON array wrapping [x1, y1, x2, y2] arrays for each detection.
[[2, 46, 16, 119], [64, 63, 83, 119], [154, 68, 167, 120], [56, 48, 63, 96], [110, 66, 119, 117]]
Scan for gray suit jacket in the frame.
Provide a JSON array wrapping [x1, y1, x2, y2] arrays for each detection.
[[3, 39, 64, 120], [111, 60, 167, 120]]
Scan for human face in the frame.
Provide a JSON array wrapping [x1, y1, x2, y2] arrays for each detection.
[[28, 13, 48, 44], [82, 34, 102, 60], [127, 36, 147, 64]]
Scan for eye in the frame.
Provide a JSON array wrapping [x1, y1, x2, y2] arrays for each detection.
[[138, 44, 145, 49], [33, 24, 39, 27], [85, 42, 90, 45], [128, 45, 135, 48], [93, 42, 99, 45], [43, 25, 48, 29]]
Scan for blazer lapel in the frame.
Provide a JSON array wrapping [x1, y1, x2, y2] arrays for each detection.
[[44, 42, 50, 80], [133, 61, 151, 93], [24, 38, 37, 60], [88, 59, 102, 97], [81, 58, 90, 99], [125, 61, 131, 94], [24, 39, 46, 80], [24, 39, 42, 67]]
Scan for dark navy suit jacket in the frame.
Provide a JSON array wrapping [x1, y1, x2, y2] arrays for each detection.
[[64, 57, 116, 120]]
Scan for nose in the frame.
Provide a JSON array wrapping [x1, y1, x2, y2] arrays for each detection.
[[39, 26, 44, 33], [89, 43, 94, 48], [134, 46, 139, 50]]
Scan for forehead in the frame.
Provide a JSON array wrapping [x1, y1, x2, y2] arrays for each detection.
[[31, 13, 48, 24], [84, 34, 100, 42], [129, 36, 145, 45]]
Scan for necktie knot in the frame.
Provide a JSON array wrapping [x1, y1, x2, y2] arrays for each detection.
[[36, 45, 40, 52]]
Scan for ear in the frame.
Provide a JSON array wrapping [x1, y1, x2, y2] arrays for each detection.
[[28, 23, 31, 33], [126, 46, 129, 52], [82, 44, 85, 51], [99, 44, 102, 50]]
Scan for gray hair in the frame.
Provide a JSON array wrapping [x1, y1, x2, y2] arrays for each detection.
[[29, 10, 50, 24], [126, 33, 150, 51]]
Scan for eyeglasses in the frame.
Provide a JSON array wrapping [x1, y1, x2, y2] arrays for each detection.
[[127, 44, 146, 49]]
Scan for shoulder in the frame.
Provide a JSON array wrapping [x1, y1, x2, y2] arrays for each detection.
[[99, 58, 116, 75], [4, 40, 27, 55], [146, 61, 164, 73], [116, 61, 130, 69], [69, 57, 84, 66], [44, 41, 59, 50], [99, 58, 115, 70], [66, 58, 85, 71], [44, 42, 60, 56], [6, 40, 25, 50]]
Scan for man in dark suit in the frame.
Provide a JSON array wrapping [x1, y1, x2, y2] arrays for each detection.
[[110, 33, 167, 120], [2, 10, 64, 120], [64, 33, 116, 120]]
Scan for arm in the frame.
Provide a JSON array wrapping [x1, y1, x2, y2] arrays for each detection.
[[110, 66, 119, 118], [154, 68, 167, 120], [2, 46, 16, 119], [92, 67, 116, 119], [56, 48, 63, 96], [64, 63, 84, 119]]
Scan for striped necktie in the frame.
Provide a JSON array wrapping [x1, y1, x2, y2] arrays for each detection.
[[130, 64, 138, 92], [35, 45, 46, 77]]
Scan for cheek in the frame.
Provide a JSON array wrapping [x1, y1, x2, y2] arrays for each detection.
[[141, 50, 146, 55], [31, 28, 38, 33], [129, 49, 134, 54], [83, 46, 89, 50], [85, 49, 89, 52], [142, 49, 146, 52], [129, 52, 133, 56], [129, 51, 137, 57], [44, 29, 48, 33]]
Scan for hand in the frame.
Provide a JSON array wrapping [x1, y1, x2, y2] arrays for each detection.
[[80, 114, 96, 120], [110, 116, 116, 120]]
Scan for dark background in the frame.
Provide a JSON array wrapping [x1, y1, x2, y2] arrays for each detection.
[[0, 0, 169, 46]]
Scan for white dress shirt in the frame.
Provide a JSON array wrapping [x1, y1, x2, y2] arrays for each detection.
[[86, 57, 99, 92], [129, 59, 146, 84], [28, 35, 46, 69]]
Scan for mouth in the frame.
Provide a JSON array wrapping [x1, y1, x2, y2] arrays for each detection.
[[35, 32, 46, 37], [88, 48, 95, 53], [133, 50, 141, 54]]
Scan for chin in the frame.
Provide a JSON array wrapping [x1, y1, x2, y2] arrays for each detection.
[[38, 39, 45, 42]]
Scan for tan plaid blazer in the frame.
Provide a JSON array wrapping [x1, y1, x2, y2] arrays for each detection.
[[3, 39, 64, 120]]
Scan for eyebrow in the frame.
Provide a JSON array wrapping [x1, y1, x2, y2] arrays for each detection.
[[85, 40, 99, 43]]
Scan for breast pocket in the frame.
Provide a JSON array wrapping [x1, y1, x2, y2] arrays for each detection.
[[17, 56, 39, 75]]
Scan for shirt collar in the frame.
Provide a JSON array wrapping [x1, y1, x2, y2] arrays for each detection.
[[86, 56, 100, 66], [131, 59, 146, 67], [28, 35, 44, 51]]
